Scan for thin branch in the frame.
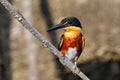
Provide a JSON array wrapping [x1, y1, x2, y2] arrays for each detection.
[[0, 0, 90, 80]]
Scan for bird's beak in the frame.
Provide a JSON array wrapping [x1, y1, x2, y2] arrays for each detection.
[[47, 24, 66, 31]]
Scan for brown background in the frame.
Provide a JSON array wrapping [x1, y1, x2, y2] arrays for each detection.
[[0, 0, 120, 80]]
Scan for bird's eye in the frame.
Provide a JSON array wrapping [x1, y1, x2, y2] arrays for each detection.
[[64, 21, 68, 24], [67, 20, 73, 25]]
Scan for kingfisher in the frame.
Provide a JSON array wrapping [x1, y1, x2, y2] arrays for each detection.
[[47, 17, 85, 65]]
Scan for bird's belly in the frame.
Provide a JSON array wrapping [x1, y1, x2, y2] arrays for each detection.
[[60, 35, 82, 58], [65, 47, 77, 61]]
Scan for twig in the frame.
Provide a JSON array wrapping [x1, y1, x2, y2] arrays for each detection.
[[0, 0, 90, 80]]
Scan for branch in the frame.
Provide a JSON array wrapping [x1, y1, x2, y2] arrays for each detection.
[[0, 0, 90, 80]]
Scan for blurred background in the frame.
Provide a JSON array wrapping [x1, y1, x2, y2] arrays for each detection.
[[0, 0, 120, 80]]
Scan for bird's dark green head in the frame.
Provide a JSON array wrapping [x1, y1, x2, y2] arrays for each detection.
[[61, 17, 82, 28], [47, 17, 82, 31]]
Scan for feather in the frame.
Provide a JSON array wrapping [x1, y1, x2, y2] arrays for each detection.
[[58, 34, 64, 50]]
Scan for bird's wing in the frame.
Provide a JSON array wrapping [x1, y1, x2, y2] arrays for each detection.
[[58, 34, 64, 50], [82, 35, 85, 50]]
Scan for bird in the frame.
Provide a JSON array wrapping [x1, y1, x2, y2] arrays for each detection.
[[47, 16, 85, 66]]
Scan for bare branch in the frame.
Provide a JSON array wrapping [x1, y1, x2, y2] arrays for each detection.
[[0, 0, 90, 80]]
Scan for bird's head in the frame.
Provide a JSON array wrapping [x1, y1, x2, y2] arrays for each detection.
[[47, 17, 82, 31]]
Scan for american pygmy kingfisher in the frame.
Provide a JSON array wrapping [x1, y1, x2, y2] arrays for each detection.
[[47, 17, 85, 65]]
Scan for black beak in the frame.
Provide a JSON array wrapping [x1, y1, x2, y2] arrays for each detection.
[[47, 24, 66, 31]]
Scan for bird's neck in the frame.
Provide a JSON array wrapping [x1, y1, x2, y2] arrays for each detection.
[[64, 26, 82, 37]]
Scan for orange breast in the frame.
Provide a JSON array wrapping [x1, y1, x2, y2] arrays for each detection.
[[60, 33, 83, 57]]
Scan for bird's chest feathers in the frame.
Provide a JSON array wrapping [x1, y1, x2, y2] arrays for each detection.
[[63, 31, 81, 50], [60, 27, 83, 61], [64, 29, 80, 38], [64, 28, 81, 44], [62, 32, 81, 61], [61, 27, 82, 52]]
